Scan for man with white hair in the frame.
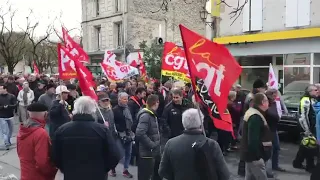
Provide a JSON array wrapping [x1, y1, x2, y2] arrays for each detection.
[[51, 96, 121, 180], [159, 108, 230, 180]]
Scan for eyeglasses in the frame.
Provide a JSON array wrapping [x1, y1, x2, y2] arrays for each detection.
[[101, 99, 110, 102]]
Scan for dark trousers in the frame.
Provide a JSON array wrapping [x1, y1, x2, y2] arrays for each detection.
[[293, 144, 318, 170], [138, 157, 155, 180], [217, 130, 232, 152], [153, 155, 161, 180]]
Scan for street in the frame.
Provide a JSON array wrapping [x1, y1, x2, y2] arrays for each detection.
[[0, 120, 311, 180]]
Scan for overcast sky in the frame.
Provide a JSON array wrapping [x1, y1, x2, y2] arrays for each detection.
[[0, 0, 82, 40]]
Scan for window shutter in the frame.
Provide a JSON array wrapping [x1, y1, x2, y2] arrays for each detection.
[[285, 0, 298, 27], [297, 0, 311, 26], [242, 0, 250, 32], [250, 0, 263, 31]]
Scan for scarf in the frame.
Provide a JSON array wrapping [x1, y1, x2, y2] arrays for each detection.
[[118, 102, 133, 131], [23, 88, 29, 106]]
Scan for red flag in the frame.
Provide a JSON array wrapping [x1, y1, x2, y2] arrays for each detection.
[[137, 51, 148, 82], [62, 27, 89, 63], [33, 61, 39, 75], [179, 24, 242, 134], [73, 56, 97, 101], [57, 43, 77, 79]]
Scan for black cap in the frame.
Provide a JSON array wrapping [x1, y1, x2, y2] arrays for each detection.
[[66, 84, 77, 90], [253, 79, 265, 89], [46, 83, 56, 90], [27, 103, 48, 112]]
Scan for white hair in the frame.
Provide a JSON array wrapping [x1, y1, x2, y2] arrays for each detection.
[[182, 108, 204, 130], [73, 96, 97, 115], [118, 92, 128, 99]]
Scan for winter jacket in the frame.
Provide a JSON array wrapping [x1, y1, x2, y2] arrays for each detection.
[[33, 88, 46, 102], [96, 106, 117, 137], [38, 93, 56, 109], [161, 99, 193, 139], [51, 114, 121, 180], [0, 93, 17, 118], [17, 89, 35, 106], [266, 101, 280, 132], [240, 107, 273, 162], [158, 129, 230, 180], [49, 100, 71, 138], [136, 108, 160, 157], [128, 96, 146, 132], [313, 100, 320, 142], [6, 82, 19, 97], [17, 118, 57, 180], [113, 105, 131, 133]]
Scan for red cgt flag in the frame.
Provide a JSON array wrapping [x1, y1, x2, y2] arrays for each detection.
[[137, 51, 148, 82], [73, 56, 98, 101], [62, 27, 89, 63], [179, 24, 242, 133]]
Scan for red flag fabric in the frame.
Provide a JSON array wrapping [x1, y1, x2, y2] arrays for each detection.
[[179, 24, 242, 133], [73, 56, 97, 101], [57, 43, 77, 79], [33, 61, 39, 75], [137, 51, 148, 82], [62, 27, 89, 63]]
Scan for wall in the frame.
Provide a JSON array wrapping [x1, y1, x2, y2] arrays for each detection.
[[218, 0, 320, 37], [3, 61, 30, 74]]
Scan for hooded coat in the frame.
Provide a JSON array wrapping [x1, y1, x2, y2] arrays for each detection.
[[17, 118, 57, 180]]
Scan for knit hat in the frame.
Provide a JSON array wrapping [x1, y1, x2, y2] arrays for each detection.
[[27, 103, 48, 112], [253, 79, 265, 89]]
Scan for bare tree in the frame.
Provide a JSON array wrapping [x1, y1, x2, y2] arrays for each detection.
[[24, 16, 54, 73], [0, 4, 30, 74], [152, 0, 248, 25]]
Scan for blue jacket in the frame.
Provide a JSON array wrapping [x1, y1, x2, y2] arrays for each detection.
[[313, 101, 320, 141]]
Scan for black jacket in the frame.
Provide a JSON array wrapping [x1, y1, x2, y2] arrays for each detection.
[[158, 130, 230, 180], [6, 82, 19, 97], [161, 99, 193, 139], [51, 114, 121, 180], [136, 108, 160, 157], [33, 88, 45, 102], [0, 93, 17, 118], [113, 105, 129, 132], [49, 100, 71, 138], [153, 91, 165, 117], [128, 96, 145, 132], [66, 95, 76, 113]]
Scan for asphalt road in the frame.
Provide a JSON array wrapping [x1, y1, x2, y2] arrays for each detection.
[[0, 119, 312, 180]]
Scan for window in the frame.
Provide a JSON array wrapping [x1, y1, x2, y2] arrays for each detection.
[[283, 67, 310, 92], [95, 26, 101, 50], [115, 22, 123, 47], [115, 0, 121, 12], [285, 0, 310, 27], [239, 68, 269, 90], [237, 56, 272, 66], [242, 0, 263, 32], [284, 53, 310, 65], [96, 0, 100, 16]]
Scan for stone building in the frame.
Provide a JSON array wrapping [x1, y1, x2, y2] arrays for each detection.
[[81, 0, 206, 74]]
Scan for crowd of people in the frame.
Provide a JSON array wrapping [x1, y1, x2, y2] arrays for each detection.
[[0, 73, 319, 180]]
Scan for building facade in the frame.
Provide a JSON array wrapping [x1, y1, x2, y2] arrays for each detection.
[[215, 0, 320, 93], [81, 0, 205, 75]]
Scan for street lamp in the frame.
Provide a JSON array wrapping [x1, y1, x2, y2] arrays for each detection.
[[199, 8, 214, 28]]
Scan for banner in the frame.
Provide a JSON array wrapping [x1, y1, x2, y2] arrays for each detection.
[[57, 43, 77, 79], [33, 61, 39, 75], [161, 42, 190, 83], [101, 50, 139, 81]]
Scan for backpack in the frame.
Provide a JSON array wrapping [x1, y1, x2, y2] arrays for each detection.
[[192, 139, 218, 180]]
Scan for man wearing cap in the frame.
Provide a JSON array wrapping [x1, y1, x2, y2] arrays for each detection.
[[17, 82, 35, 123], [49, 85, 71, 138], [66, 84, 79, 113], [6, 76, 19, 97], [17, 103, 57, 180], [96, 94, 117, 135], [33, 81, 46, 102], [38, 83, 56, 110]]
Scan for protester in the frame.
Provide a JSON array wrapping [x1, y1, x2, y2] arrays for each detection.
[[6, 76, 19, 97], [112, 92, 135, 178], [17, 82, 35, 123], [51, 96, 121, 180], [0, 84, 17, 149], [159, 108, 230, 180], [161, 88, 193, 139], [28, 74, 38, 91], [129, 87, 147, 132], [136, 94, 160, 180], [96, 94, 117, 135], [240, 93, 273, 180], [38, 83, 56, 109], [66, 84, 78, 113], [17, 103, 57, 180], [49, 85, 71, 138], [33, 81, 46, 102]]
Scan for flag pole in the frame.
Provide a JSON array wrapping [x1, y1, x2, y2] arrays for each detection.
[[95, 102, 106, 123]]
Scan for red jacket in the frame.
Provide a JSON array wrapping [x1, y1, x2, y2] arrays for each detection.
[[17, 118, 57, 180]]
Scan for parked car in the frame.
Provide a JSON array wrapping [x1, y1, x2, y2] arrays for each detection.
[[278, 80, 309, 138]]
